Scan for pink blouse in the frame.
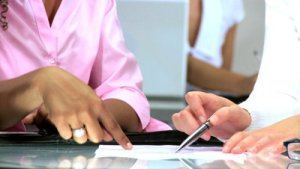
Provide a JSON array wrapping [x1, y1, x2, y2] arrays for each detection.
[[0, 0, 170, 132]]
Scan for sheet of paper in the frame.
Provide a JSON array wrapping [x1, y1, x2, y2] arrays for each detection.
[[95, 145, 246, 163]]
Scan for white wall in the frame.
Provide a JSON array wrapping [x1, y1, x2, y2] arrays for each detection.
[[232, 0, 265, 75]]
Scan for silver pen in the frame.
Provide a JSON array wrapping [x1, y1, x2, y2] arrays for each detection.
[[175, 120, 211, 153]]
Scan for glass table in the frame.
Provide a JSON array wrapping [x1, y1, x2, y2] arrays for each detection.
[[0, 131, 298, 169], [0, 143, 298, 169]]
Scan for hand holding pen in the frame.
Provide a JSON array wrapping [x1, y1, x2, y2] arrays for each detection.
[[172, 92, 251, 151]]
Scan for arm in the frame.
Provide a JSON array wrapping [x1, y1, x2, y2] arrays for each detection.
[[188, 22, 256, 95], [89, 0, 150, 132], [221, 25, 237, 70], [187, 55, 256, 96], [103, 99, 141, 132], [239, 0, 300, 131], [0, 72, 42, 129]]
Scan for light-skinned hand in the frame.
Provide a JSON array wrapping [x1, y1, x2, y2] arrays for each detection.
[[172, 91, 251, 141], [222, 115, 300, 154]]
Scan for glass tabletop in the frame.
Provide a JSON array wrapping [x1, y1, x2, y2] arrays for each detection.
[[0, 143, 297, 169]]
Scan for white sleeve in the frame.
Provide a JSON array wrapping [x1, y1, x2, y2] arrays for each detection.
[[239, 0, 300, 131], [230, 0, 245, 24]]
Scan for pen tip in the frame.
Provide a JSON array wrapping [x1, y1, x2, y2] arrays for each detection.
[[175, 147, 181, 153]]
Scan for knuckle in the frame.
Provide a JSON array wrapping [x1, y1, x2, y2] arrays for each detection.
[[79, 110, 94, 119], [91, 103, 103, 113]]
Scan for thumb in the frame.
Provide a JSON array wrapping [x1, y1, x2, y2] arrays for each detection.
[[22, 111, 38, 124], [209, 105, 250, 129], [208, 106, 233, 126]]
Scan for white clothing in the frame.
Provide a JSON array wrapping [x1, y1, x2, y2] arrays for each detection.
[[240, 0, 300, 130], [190, 0, 245, 68]]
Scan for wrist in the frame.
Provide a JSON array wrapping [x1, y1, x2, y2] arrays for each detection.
[[241, 107, 252, 129], [10, 71, 44, 116]]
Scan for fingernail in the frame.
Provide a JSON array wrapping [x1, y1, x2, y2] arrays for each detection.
[[223, 147, 230, 153], [202, 134, 210, 141], [126, 142, 133, 149], [209, 115, 218, 123], [232, 147, 241, 154]]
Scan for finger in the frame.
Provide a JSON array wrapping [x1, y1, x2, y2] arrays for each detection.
[[209, 106, 240, 126], [172, 108, 201, 135], [98, 109, 132, 150], [223, 131, 247, 153], [172, 111, 211, 141], [200, 131, 211, 141], [232, 135, 258, 154], [69, 116, 88, 144], [79, 111, 103, 143], [22, 111, 38, 124], [272, 143, 286, 154], [247, 136, 276, 153], [185, 92, 207, 119], [172, 112, 183, 131], [51, 119, 72, 140], [103, 129, 113, 142]]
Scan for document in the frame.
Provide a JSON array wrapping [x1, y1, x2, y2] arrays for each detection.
[[95, 145, 246, 163]]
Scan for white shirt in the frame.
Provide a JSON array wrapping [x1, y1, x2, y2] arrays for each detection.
[[240, 0, 300, 130], [190, 0, 245, 68]]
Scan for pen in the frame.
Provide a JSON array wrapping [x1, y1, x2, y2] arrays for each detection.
[[175, 119, 211, 153]]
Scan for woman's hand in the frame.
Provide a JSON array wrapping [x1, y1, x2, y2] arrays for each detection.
[[172, 91, 251, 140], [18, 67, 131, 148], [223, 115, 300, 154]]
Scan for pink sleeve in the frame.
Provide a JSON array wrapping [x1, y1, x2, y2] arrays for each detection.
[[89, 0, 150, 129], [144, 118, 172, 132], [3, 122, 26, 132]]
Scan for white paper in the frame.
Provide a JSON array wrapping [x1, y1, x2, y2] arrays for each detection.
[[95, 145, 246, 163]]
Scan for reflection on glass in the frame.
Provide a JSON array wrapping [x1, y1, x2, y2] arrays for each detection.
[[0, 144, 297, 169], [288, 143, 300, 161], [287, 162, 300, 169]]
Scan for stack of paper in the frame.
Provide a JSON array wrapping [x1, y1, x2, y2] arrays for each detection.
[[95, 145, 246, 163]]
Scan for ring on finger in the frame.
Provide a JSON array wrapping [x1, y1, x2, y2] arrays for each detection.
[[72, 127, 86, 138]]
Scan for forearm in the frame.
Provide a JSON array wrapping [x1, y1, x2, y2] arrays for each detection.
[[187, 56, 251, 95], [267, 114, 300, 134], [221, 25, 237, 70], [0, 74, 43, 129], [103, 99, 142, 132]]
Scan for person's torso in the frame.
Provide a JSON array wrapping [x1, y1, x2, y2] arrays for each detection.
[[0, 0, 108, 83], [191, 0, 244, 67]]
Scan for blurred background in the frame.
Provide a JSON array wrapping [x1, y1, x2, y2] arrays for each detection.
[[116, 0, 265, 126]]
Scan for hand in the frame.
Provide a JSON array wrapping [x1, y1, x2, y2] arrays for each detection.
[[172, 91, 251, 140], [23, 67, 131, 148], [222, 115, 300, 154]]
